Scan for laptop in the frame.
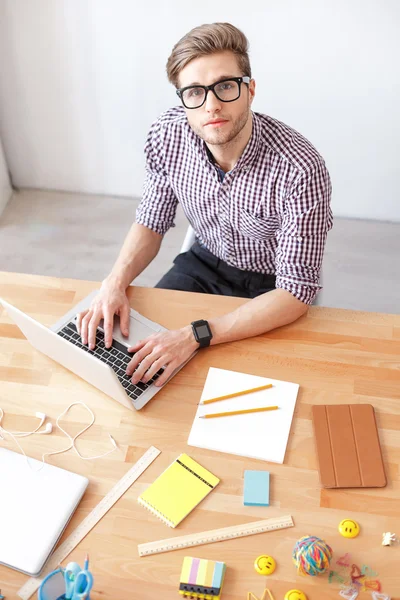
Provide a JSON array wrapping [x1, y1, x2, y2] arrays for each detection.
[[0, 447, 88, 576], [0, 290, 195, 411]]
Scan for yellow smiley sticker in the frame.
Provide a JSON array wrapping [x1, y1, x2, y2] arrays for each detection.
[[338, 518, 360, 538], [284, 590, 308, 600], [254, 554, 276, 575]]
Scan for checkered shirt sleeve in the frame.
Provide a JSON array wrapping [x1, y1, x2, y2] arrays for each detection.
[[135, 119, 178, 235], [276, 162, 333, 304]]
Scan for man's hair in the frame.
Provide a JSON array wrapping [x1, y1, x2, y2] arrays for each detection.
[[166, 22, 251, 88]]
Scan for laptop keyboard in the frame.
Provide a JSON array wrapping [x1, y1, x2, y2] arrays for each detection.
[[57, 321, 163, 401]]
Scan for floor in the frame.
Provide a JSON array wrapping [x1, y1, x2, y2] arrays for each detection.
[[0, 189, 399, 314]]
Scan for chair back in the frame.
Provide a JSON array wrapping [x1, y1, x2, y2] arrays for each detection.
[[180, 225, 196, 253]]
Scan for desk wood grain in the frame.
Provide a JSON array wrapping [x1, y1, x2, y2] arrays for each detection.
[[0, 272, 399, 599]]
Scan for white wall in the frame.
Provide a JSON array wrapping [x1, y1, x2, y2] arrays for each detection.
[[0, 137, 12, 216], [0, 0, 399, 221]]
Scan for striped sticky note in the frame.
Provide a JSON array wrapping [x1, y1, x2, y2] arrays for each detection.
[[179, 557, 227, 599]]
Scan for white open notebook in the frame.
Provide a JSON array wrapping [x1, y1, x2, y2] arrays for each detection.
[[188, 367, 299, 463]]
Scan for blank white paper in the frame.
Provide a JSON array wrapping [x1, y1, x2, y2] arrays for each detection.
[[188, 367, 299, 463]]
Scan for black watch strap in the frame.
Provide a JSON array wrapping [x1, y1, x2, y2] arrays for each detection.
[[191, 319, 213, 348]]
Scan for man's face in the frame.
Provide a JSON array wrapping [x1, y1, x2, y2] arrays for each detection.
[[177, 51, 255, 147]]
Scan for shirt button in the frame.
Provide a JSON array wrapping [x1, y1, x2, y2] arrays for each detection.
[[297, 236, 302, 242]]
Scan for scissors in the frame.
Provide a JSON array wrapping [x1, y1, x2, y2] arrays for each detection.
[[63, 561, 93, 600]]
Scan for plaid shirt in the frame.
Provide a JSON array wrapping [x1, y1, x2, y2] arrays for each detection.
[[136, 107, 333, 304]]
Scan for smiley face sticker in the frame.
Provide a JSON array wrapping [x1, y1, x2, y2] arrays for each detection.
[[284, 590, 308, 600], [254, 554, 276, 575], [339, 518, 360, 538]]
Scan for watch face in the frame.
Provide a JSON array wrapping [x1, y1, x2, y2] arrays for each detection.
[[196, 324, 210, 338]]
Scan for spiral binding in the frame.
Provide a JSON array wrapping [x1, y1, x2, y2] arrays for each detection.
[[137, 496, 176, 528]]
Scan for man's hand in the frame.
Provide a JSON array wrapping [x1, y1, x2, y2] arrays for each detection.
[[76, 278, 131, 350], [127, 325, 198, 387]]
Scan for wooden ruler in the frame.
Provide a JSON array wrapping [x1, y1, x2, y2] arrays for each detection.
[[138, 514, 294, 557], [17, 446, 161, 600]]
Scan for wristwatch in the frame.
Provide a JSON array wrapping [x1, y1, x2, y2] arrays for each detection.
[[191, 319, 213, 348]]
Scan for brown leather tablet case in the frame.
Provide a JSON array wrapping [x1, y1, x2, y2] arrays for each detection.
[[312, 404, 387, 488]]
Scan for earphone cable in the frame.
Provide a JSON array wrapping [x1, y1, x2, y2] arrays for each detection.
[[0, 402, 118, 471]]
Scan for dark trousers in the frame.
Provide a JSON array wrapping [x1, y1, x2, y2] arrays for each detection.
[[155, 242, 276, 299]]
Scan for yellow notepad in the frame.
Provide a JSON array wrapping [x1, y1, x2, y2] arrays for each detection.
[[138, 454, 219, 528]]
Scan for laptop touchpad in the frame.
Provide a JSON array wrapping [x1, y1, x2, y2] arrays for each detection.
[[99, 315, 161, 347]]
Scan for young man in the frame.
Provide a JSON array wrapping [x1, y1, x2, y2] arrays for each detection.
[[77, 22, 332, 388]]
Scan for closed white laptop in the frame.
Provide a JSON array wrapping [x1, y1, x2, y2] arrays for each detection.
[[0, 447, 88, 576]]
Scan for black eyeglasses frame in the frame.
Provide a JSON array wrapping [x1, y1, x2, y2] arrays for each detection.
[[176, 76, 251, 109]]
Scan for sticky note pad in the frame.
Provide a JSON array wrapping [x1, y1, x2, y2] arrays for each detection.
[[179, 557, 227, 599], [243, 470, 270, 506], [138, 453, 219, 527]]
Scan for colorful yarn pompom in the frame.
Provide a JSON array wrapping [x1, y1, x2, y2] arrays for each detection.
[[292, 535, 333, 576]]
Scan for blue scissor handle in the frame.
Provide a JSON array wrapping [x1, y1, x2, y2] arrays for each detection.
[[71, 569, 93, 600], [64, 563, 82, 600]]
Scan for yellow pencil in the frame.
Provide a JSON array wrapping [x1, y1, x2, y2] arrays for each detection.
[[201, 383, 273, 405], [200, 406, 279, 419]]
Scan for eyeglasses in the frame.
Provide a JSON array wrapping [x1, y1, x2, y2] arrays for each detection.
[[176, 76, 251, 109]]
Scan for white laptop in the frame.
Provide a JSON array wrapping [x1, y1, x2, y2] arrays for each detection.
[[0, 291, 195, 411], [0, 447, 88, 576]]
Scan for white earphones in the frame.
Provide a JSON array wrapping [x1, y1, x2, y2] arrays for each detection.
[[0, 402, 117, 471], [38, 423, 53, 434], [42, 402, 117, 463], [0, 409, 52, 438]]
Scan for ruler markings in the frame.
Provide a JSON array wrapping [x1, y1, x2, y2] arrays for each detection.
[[17, 446, 161, 600], [138, 515, 294, 556]]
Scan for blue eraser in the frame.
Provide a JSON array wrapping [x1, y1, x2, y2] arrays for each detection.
[[243, 470, 270, 506]]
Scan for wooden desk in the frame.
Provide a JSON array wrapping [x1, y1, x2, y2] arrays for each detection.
[[0, 272, 399, 600]]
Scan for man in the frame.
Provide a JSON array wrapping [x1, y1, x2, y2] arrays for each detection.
[[77, 22, 332, 388]]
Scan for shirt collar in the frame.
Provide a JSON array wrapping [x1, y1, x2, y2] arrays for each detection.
[[234, 111, 262, 171], [188, 111, 263, 173]]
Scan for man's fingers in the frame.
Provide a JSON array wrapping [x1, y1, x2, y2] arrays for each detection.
[[103, 310, 115, 348], [128, 338, 149, 353], [119, 303, 130, 337], [80, 311, 93, 344], [126, 343, 149, 374], [129, 348, 160, 383], [76, 310, 88, 335], [141, 358, 165, 384], [154, 363, 175, 387], [88, 312, 103, 349], [130, 354, 155, 383]]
